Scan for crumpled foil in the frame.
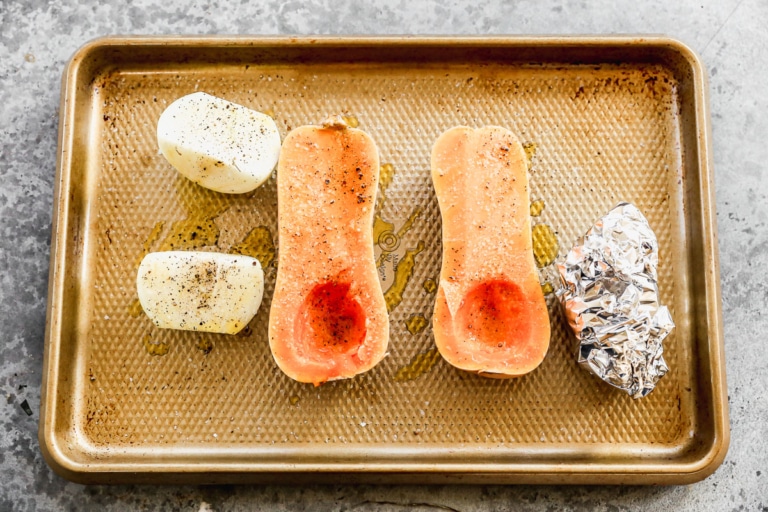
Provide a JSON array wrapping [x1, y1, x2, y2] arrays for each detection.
[[557, 202, 674, 399]]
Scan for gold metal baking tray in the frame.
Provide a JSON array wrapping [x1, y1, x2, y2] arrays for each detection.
[[40, 36, 728, 484]]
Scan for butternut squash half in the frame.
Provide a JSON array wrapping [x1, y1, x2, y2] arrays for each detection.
[[269, 120, 389, 385], [431, 126, 550, 378]]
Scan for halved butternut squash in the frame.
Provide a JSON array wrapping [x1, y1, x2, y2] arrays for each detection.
[[430, 126, 550, 377], [268, 119, 389, 385]]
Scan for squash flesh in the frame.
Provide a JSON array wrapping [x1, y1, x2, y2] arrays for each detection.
[[269, 124, 389, 385], [431, 126, 550, 377]]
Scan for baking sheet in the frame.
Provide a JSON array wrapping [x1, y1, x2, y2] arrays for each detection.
[[40, 36, 728, 484]]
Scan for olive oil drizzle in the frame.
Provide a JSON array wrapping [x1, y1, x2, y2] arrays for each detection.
[[394, 348, 441, 381]]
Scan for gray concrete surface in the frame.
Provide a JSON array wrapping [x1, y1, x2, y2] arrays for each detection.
[[1, 0, 766, 510]]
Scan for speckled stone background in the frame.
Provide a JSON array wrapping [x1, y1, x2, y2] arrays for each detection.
[[1, 0, 766, 510]]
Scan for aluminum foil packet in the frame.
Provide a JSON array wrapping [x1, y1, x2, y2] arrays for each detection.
[[557, 202, 674, 399]]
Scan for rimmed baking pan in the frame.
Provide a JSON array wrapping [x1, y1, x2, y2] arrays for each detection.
[[40, 36, 727, 484]]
